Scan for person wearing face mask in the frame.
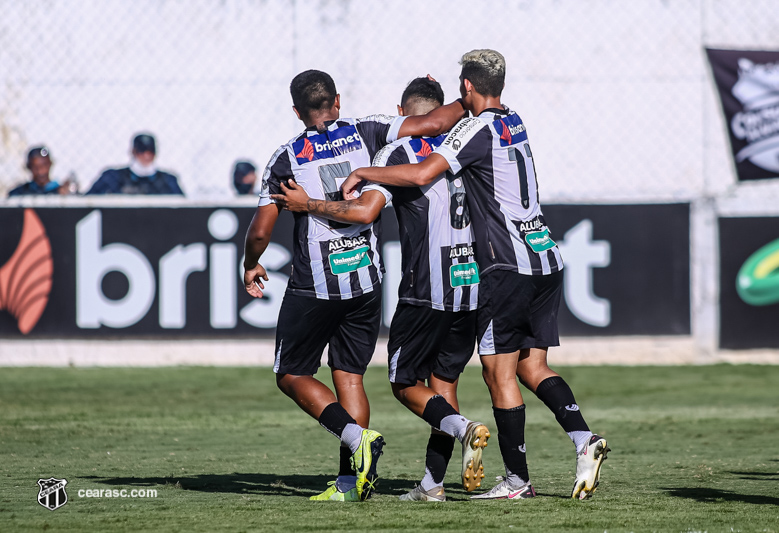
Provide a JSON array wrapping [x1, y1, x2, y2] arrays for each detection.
[[85, 133, 184, 195], [232, 160, 257, 195]]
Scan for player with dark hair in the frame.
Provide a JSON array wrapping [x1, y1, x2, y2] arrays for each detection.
[[243, 70, 467, 502], [341, 50, 609, 501], [272, 76, 489, 502]]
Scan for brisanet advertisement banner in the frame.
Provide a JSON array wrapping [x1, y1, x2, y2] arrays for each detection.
[[719, 217, 779, 349], [706, 48, 779, 182], [0, 204, 690, 338]]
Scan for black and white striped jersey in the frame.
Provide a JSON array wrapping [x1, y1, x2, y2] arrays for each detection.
[[434, 107, 564, 277], [259, 115, 403, 300], [374, 135, 479, 312]]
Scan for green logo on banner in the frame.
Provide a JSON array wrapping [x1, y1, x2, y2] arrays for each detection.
[[450, 262, 480, 287], [329, 246, 371, 274], [525, 228, 556, 253], [736, 237, 779, 306]]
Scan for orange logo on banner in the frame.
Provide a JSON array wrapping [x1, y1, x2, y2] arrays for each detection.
[[0, 209, 53, 334]]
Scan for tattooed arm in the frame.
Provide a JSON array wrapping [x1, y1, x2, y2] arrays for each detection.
[[271, 179, 386, 225]]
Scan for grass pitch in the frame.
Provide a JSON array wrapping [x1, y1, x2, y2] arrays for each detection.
[[1, 364, 778, 532]]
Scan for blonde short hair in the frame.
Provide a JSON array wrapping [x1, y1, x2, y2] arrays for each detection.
[[459, 49, 506, 97]]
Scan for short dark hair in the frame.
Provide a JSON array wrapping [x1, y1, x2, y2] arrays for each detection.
[[290, 70, 337, 120], [26, 146, 51, 166], [400, 77, 445, 108], [460, 49, 506, 97]]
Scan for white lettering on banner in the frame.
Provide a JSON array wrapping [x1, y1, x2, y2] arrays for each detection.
[[75, 209, 289, 331], [239, 244, 291, 328], [209, 210, 238, 328], [159, 244, 207, 328], [76, 211, 155, 328], [557, 219, 611, 327]]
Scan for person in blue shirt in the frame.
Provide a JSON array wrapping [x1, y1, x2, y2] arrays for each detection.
[[8, 146, 73, 197], [86, 133, 184, 195]]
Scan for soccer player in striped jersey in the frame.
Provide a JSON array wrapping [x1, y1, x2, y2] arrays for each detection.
[[341, 50, 609, 501], [272, 77, 491, 502], [243, 70, 466, 502]]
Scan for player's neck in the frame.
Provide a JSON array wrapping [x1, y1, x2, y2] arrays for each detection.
[[303, 110, 340, 131], [470, 94, 503, 117]]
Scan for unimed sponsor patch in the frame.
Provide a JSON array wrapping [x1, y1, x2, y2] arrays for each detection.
[[449, 262, 480, 287], [329, 246, 371, 274], [525, 228, 556, 253]]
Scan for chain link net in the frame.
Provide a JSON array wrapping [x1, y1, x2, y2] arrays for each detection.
[[1, 0, 778, 202]]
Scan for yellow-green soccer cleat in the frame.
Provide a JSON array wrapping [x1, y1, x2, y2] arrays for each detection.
[[309, 481, 359, 502], [571, 434, 610, 500], [350, 429, 386, 501], [462, 421, 490, 491]]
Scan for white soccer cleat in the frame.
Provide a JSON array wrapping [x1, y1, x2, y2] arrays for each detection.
[[398, 484, 446, 502], [470, 477, 536, 500], [461, 421, 490, 492], [571, 434, 610, 500]]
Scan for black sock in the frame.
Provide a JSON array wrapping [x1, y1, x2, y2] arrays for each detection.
[[535, 376, 590, 432], [339, 445, 355, 477], [426, 433, 456, 485], [493, 405, 529, 483], [421, 395, 460, 431], [318, 402, 356, 439]]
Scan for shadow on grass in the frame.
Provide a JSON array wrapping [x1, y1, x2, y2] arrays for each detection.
[[662, 487, 779, 506], [79, 473, 472, 498], [729, 470, 779, 481]]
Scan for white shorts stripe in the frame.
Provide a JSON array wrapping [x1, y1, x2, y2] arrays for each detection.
[[478, 320, 496, 355]]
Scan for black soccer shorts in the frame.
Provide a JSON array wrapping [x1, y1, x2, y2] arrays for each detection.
[[273, 289, 381, 376], [387, 303, 477, 385], [476, 269, 563, 355]]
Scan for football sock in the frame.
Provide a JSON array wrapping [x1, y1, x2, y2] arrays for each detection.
[[339, 445, 356, 477], [440, 414, 469, 441], [493, 404, 529, 487], [318, 402, 363, 453], [420, 433, 455, 490], [421, 395, 467, 439], [341, 423, 364, 454], [535, 376, 592, 453]]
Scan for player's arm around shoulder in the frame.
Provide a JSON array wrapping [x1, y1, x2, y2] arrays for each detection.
[[271, 179, 387, 226], [341, 153, 450, 198], [396, 98, 467, 138]]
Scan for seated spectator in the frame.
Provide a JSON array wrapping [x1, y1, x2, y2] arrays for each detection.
[[8, 146, 75, 197], [232, 160, 257, 195], [86, 133, 183, 195]]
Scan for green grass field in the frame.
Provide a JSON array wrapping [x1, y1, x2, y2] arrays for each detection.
[[1, 364, 778, 532]]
